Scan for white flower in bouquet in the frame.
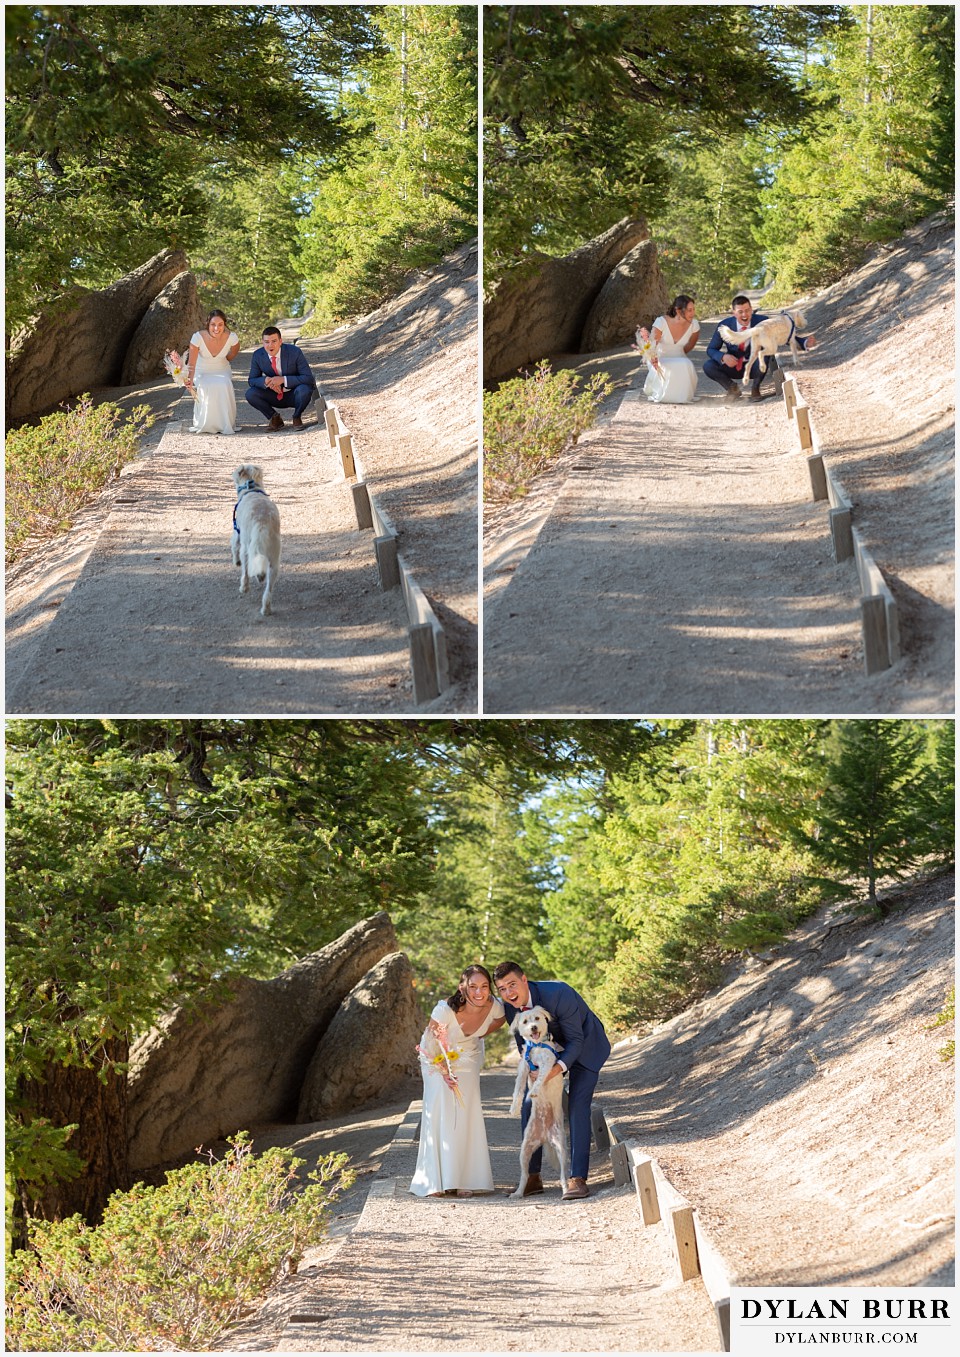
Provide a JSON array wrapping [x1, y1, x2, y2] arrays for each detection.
[[163, 350, 194, 391]]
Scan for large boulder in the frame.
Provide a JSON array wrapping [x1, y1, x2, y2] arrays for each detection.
[[127, 912, 399, 1171], [483, 218, 649, 383], [6, 248, 187, 421], [121, 271, 205, 384], [579, 239, 671, 352], [296, 952, 423, 1122]]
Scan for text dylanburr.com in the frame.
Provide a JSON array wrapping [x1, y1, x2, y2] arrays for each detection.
[[731, 1289, 953, 1354]]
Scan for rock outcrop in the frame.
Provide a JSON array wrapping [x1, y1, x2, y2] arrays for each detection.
[[127, 912, 400, 1170], [579, 239, 670, 352], [296, 952, 423, 1122], [482, 218, 650, 383], [120, 271, 204, 384], [6, 249, 187, 421]]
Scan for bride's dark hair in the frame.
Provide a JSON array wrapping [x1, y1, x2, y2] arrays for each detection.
[[667, 294, 695, 318], [446, 964, 494, 1012]]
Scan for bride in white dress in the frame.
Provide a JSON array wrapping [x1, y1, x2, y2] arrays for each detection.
[[410, 965, 505, 1198], [643, 294, 700, 404], [187, 310, 241, 434]]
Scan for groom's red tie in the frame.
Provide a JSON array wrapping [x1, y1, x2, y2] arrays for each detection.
[[272, 352, 280, 375]]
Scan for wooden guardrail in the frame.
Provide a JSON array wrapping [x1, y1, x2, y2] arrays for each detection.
[[323, 403, 449, 704], [595, 1108, 732, 1351], [782, 375, 900, 675]]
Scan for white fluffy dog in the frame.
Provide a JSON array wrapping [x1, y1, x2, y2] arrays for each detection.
[[231, 464, 281, 616], [718, 309, 808, 384], [509, 1006, 569, 1199]]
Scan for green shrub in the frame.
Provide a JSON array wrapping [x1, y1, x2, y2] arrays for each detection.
[[5, 1134, 355, 1352], [483, 361, 615, 503], [927, 986, 955, 1063], [5, 397, 154, 562]]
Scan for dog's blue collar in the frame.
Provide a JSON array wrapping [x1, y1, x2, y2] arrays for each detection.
[[523, 1039, 555, 1072], [233, 481, 266, 535]]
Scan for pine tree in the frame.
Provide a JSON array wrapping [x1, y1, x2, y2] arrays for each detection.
[[802, 720, 940, 913]]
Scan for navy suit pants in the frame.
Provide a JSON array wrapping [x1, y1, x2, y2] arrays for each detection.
[[704, 353, 780, 393], [245, 382, 315, 421], [522, 1062, 599, 1181]]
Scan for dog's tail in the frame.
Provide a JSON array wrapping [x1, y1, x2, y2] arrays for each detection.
[[249, 552, 270, 583]]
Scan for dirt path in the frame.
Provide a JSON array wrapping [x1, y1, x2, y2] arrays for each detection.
[[484, 367, 874, 713], [482, 214, 953, 715], [211, 873, 953, 1352], [222, 1072, 719, 1354], [6, 389, 415, 714]]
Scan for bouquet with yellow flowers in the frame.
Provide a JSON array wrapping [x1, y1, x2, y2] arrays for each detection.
[[163, 350, 195, 394], [633, 326, 663, 377], [417, 1025, 465, 1109]]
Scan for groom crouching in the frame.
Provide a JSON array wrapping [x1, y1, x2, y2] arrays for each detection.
[[704, 294, 815, 404], [494, 961, 611, 1200], [245, 326, 326, 431]]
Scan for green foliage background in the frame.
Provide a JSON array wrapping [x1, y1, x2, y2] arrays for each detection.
[[5, 4, 478, 344], [7, 717, 952, 1241], [484, 4, 954, 314]]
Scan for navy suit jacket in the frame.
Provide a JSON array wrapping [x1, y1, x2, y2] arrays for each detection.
[[248, 342, 320, 398], [707, 312, 812, 369], [504, 979, 611, 1074]]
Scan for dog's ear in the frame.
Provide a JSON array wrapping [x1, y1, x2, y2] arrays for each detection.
[[509, 1013, 522, 1034], [538, 1007, 553, 1023]]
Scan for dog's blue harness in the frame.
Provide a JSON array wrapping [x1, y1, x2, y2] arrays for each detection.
[[523, 1039, 557, 1072], [233, 479, 266, 537]]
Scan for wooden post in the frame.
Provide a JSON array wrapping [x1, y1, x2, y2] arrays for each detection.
[[337, 432, 356, 480], [715, 1299, 731, 1352], [610, 1140, 632, 1187], [409, 624, 440, 704], [374, 535, 400, 591], [861, 595, 890, 675], [591, 1105, 610, 1151], [795, 403, 813, 450], [629, 1149, 660, 1226], [665, 1200, 700, 1281], [783, 376, 797, 419], [351, 481, 373, 530], [324, 406, 339, 447], [829, 506, 854, 562], [807, 452, 828, 501]]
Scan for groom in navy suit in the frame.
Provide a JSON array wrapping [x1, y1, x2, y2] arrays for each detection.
[[494, 961, 611, 1200], [245, 326, 325, 431], [704, 294, 816, 404]]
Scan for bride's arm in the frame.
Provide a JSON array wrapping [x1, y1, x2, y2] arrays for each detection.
[[226, 333, 241, 361], [186, 341, 200, 390], [683, 327, 700, 354]]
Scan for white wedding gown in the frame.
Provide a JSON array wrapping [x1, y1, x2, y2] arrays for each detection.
[[409, 997, 504, 1197], [189, 331, 239, 435], [643, 316, 699, 404]]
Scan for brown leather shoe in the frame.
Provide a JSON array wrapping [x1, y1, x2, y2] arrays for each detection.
[[562, 1177, 589, 1200], [266, 413, 284, 431], [506, 1172, 543, 1197], [292, 415, 304, 428]]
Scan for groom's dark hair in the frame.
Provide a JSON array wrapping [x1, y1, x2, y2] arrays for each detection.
[[262, 326, 282, 340], [731, 294, 751, 308], [493, 961, 524, 982]]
